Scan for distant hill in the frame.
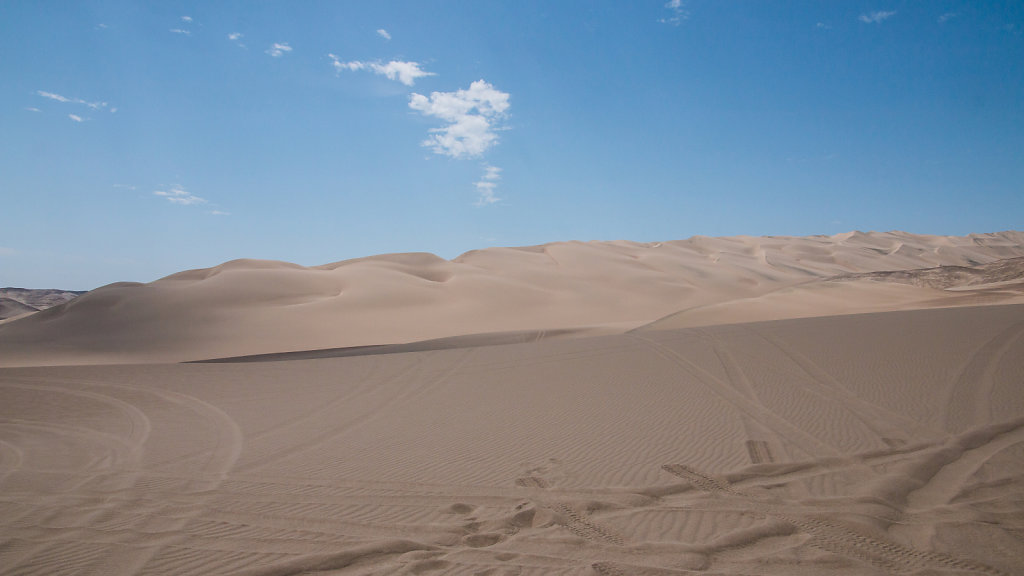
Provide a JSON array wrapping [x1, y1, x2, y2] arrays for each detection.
[[0, 288, 86, 320]]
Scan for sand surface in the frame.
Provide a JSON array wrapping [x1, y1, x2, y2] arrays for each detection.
[[2, 231, 1024, 574]]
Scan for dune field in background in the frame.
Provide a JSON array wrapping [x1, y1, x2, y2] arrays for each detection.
[[1, 231, 1023, 575]]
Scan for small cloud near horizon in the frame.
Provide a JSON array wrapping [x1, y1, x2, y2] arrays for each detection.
[[859, 10, 896, 24], [266, 42, 292, 57], [377, 29, 391, 41], [153, 186, 206, 206], [474, 164, 502, 206]]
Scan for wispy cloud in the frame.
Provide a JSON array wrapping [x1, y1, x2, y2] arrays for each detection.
[[37, 90, 108, 110], [474, 164, 502, 206], [181, 15, 192, 23], [25, 107, 40, 113], [377, 29, 391, 41], [170, 28, 191, 35], [210, 210, 231, 216], [153, 186, 206, 205], [68, 114, 84, 123], [938, 12, 957, 23], [816, 22, 832, 30], [408, 80, 510, 158], [328, 54, 434, 86], [660, 0, 689, 26], [859, 10, 896, 24], [266, 42, 292, 57]]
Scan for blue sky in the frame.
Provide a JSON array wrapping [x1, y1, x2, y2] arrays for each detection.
[[2, 1, 1022, 290]]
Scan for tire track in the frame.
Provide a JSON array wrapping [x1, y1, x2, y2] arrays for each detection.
[[550, 503, 625, 546], [945, 320, 1024, 432], [629, 334, 840, 458], [748, 327, 939, 442], [1, 381, 152, 466], [744, 440, 774, 464], [660, 461, 1009, 575], [235, 348, 475, 475]]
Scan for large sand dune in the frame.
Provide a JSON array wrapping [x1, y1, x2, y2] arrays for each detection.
[[1, 231, 1023, 366], [2, 231, 1024, 574], [1, 304, 1022, 574]]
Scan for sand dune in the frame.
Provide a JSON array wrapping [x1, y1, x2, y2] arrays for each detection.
[[1, 230, 1022, 366], [1, 304, 1021, 575], [0, 288, 85, 321], [2, 231, 1023, 574]]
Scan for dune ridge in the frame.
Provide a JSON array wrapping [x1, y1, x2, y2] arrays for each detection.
[[1, 230, 1022, 366]]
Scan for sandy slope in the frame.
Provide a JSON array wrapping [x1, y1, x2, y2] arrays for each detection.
[[1, 304, 1022, 575], [1, 231, 1023, 366]]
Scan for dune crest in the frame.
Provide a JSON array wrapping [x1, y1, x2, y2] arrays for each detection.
[[1, 231, 1022, 365]]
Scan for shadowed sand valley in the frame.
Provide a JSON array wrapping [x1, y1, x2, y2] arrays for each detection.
[[1, 231, 1024, 575]]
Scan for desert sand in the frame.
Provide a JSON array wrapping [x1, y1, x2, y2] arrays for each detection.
[[1, 231, 1023, 575]]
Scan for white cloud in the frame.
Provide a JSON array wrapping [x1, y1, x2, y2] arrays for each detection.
[[377, 29, 391, 41], [660, 0, 689, 25], [266, 42, 292, 57], [859, 10, 896, 24], [328, 54, 434, 86], [228, 32, 243, 41], [181, 15, 192, 23], [25, 107, 40, 112], [37, 90, 109, 111], [474, 164, 502, 206], [153, 186, 206, 205], [37, 91, 70, 103], [938, 12, 957, 23], [68, 114, 84, 122], [210, 210, 231, 216], [371, 61, 435, 86], [170, 28, 191, 35], [409, 80, 510, 158], [816, 22, 832, 30]]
